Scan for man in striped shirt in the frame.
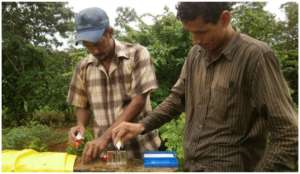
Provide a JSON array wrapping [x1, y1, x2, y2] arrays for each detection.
[[112, 2, 298, 171], [67, 7, 161, 163]]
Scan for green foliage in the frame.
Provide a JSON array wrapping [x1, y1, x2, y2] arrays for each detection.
[[232, 2, 281, 46], [32, 106, 65, 126], [277, 2, 298, 104], [2, 106, 17, 128], [115, 7, 191, 104], [66, 129, 94, 156], [2, 2, 75, 127], [159, 113, 185, 168], [2, 121, 66, 151], [232, 2, 298, 104], [114, 7, 138, 35], [2, 2, 74, 47]]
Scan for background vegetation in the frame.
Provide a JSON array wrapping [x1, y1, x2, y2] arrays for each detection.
[[2, 2, 298, 169]]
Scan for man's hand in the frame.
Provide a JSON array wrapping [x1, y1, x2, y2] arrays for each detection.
[[68, 125, 85, 146], [112, 122, 145, 145], [82, 136, 110, 163]]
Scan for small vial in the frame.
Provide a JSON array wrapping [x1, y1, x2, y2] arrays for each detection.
[[76, 132, 84, 140], [99, 152, 108, 161], [115, 140, 122, 150], [74, 132, 84, 148], [107, 151, 116, 165], [119, 150, 127, 165], [107, 150, 127, 166]]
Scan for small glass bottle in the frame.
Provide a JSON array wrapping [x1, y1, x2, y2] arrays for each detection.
[[74, 132, 84, 148]]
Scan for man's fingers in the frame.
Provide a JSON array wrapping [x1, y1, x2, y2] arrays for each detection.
[[78, 126, 85, 137], [113, 122, 125, 133], [70, 126, 82, 139], [90, 144, 98, 160], [92, 144, 99, 160], [83, 142, 95, 163], [70, 128, 77, 139], [82, 143, 89, 163], [112, 128, 117, 141], [85, 143, 94, 163], [112, 123, 126, 141], [68, 128, 78, 145], [115, 127, 128, 143], [124, 133, 134, 142]]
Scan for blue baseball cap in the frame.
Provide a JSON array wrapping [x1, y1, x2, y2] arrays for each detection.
[[75, 7, 109, 45]]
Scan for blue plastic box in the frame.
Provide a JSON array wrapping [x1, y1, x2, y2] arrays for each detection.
[[143, 151, 178, 168]]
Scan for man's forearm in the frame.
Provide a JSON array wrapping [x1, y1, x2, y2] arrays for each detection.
[[140, 92, 184, 133], [75, 107, 91, 127]]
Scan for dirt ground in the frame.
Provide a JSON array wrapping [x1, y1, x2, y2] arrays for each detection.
[[47, 127, 70, 152], [48, 141, 68, 152]]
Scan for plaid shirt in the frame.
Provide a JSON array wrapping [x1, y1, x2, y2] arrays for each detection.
[[67, 40, 161, 158]]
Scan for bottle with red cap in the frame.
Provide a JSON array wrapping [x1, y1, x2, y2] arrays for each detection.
[[74, 132, 84, 148]]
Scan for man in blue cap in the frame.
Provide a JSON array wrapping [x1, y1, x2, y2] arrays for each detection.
[[67, 7, 161, 163]]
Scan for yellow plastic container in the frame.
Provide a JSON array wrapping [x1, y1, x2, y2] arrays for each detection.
[[2, 149, 76, 172]]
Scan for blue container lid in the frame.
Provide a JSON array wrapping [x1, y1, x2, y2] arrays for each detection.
[[143, 151, 178, 168]]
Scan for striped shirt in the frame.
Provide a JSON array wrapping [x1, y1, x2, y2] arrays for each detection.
[[67, 40, 161, 158], [140, 32, 298, 171]]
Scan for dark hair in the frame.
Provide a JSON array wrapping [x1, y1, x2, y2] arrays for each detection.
[[176, 2, 234, 24]]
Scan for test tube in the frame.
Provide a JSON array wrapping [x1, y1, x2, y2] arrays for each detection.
[[107, 151, 115, 165], [119, 150, 127, 165], [106, 150, 127, 166]]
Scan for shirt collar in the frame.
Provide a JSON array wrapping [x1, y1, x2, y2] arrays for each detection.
[[114, 39, 130, 60], [85, 39, 130, 65], [221, 32, 240, 61], [198, 31, 240, 63]]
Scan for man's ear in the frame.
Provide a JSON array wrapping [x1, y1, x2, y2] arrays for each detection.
[[105, 27, 113, 37], [219, 10, 231, 27]]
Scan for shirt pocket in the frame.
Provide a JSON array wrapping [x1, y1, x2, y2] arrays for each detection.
[[86, 71, 105, 104], [118, 62, 133, 97], [114, 62, 131, 100], [209, 85, 246, 135], [208, 86, 229, 125]]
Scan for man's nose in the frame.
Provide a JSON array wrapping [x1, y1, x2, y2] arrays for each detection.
[[192, 40, 200, 45], [192, 36, 202, 45]]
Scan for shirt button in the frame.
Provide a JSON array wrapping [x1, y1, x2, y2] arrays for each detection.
[[199, 124, 203, 129]]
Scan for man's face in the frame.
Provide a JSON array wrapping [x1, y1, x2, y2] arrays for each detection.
[[182, 15, 227, 52], [83, 31, 113, 60]]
